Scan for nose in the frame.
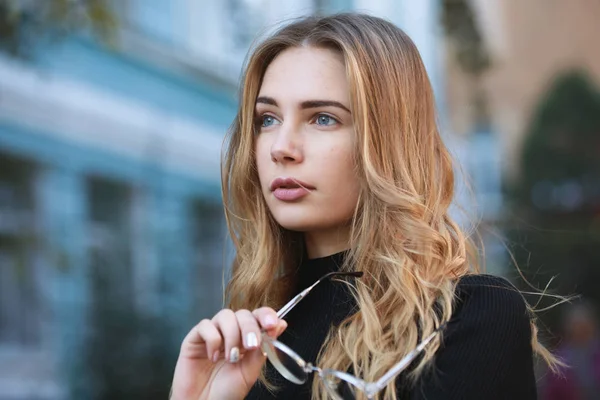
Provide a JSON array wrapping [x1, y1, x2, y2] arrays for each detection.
[[270, 125, 303, 164]]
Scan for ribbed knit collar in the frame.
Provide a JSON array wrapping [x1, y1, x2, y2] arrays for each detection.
[[296, 250, 349, 290]]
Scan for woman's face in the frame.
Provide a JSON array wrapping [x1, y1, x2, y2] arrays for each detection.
[[254, 46, 360, 256]]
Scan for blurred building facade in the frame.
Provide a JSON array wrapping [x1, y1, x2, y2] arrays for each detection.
[[0, 1, 237, 397], [0, 0, 501, 398], [440, 0, 600, 278], [446, 0, 600, 180]]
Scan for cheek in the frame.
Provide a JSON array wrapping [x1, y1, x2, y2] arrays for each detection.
[[321, 145, 359, 194], [326, 142, 355, 176]]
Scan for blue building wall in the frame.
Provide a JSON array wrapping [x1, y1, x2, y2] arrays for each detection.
[[32, 37, 237, 128], [0, 14, 236, 399], [323, 0, 354, 14]]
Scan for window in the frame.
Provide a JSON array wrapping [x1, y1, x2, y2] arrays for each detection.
[[225, 0, 268, 51], [86, 177, 134, 311], [0, 155, 40, 348]]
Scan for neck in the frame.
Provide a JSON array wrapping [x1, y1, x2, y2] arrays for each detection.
[[303, 224, 351, 259]]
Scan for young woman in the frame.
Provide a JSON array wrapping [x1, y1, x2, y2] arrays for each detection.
[[170, 13, 556, 400]]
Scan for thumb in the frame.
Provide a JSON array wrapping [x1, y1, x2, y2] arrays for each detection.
[[275, 320, 288, 337]]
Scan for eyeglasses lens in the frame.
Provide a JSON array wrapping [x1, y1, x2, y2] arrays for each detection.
[[261, 339, 308, 385]]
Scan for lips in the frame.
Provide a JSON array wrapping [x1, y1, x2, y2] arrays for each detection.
[[270, 177, 314, 201], [269, 177, 315, 192]]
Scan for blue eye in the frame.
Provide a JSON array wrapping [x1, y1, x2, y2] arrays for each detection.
[[315, 114, 338, 126], [261, 115, 279, 128]]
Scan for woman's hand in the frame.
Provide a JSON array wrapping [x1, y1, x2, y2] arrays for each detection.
[[170, 307, 287, 400]]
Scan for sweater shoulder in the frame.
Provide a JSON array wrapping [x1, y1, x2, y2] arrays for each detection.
[[455, 274, 523, 301], [451, 274, 531, 332]]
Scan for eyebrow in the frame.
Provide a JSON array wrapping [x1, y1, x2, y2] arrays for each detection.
[[256, 96, 351, 114]]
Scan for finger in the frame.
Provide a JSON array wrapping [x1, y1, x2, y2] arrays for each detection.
[[181, 319, 222, 362], [252, 307, 280, 335], [212, 309, 242, 363], [235, 309, 262, 350], [275, 320, 288, 337]]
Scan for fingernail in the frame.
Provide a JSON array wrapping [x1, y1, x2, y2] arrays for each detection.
[[212, 350, 219, 363], [264, 316, 277, 327], [229, 347, 240, 363], [246, 332, 258, 349]]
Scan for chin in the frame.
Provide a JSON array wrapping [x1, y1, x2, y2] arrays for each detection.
[[272, 215, 314, 232], [269, 206, 317, 232]]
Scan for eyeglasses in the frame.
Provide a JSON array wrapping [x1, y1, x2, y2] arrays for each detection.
[[260, 271, 445, 399]]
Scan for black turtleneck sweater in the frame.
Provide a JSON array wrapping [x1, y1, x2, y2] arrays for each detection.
[[245, 252, 537, 400]]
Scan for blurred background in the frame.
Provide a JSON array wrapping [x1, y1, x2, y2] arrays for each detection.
[[0, 0, 599, 399]]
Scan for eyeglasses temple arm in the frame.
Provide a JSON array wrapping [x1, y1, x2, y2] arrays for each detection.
[[276, 271, 363, 319], [373, 327, 443, 390], [276, 285, 317, 319]]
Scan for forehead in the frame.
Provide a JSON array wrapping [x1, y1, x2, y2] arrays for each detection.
[[258, 46, 350, 103]]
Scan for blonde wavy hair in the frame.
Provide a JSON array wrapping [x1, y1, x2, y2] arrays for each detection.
[[222, 13, 556, 400]]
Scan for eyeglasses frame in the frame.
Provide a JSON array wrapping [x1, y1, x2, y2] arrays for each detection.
[[260, 270, 445, 399]]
